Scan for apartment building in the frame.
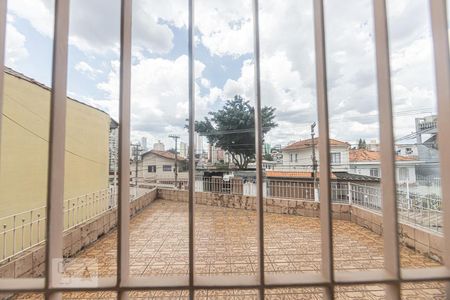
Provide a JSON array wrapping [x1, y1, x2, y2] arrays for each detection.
[[0, 68, 111, 218]]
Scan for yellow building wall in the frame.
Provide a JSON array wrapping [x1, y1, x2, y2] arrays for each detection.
[[0, 72, 110, 219]]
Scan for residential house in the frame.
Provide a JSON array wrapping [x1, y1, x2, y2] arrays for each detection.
[[349, 149, 420, 184], [142, 150, 188, 184], [281, 138, 350, 172], [395, 144, 418, 157], [415, 115, 439, 177]]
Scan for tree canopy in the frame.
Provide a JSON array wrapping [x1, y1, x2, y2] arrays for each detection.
[[195, 95, 277, 169], [358, 138, 367, 149]]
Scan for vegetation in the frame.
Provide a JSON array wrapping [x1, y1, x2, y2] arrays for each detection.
[[358, 138, 367, 150], [195, 95, 277, 169]]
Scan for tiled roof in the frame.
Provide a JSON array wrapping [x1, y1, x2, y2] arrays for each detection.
[[143, 150, 186, 161], [266, 170, 379, 182], [266, 170, 337, 179], [349, 149, 416, 162], [283, 138, 349, 151], [333, 172, 380, 182]]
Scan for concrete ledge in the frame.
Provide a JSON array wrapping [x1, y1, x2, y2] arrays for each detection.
[[0, 189, 157, 283], [157, 189, 351, 221]]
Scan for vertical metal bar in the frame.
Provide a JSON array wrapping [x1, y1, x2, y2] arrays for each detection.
[[44, 1, 70, 299], [372, 0, 401, 298], [37, 214, 41, 242], [118, 0, 132, 299], [429, 0, 450, 295], [0, 0, 7, 164], [252, 0, 264, 298], [2, 224, 6, 259], [313, 0, 334, 298], [30, 211, 33, 247], [188, 0, 195, 298], [12, 216, 15, 255]]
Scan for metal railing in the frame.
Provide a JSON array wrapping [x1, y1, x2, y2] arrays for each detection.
[[0, 187, 123, 264], [397, 191, 443, 233], [193, 176, 443, 233]]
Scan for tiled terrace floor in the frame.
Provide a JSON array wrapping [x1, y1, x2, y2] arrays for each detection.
[[16, 199, 446, 299]]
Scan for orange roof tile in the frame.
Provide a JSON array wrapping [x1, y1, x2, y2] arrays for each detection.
[[283, 138, 349, 151], [144, 150, 186, 161], [349, 149, 416, 162]]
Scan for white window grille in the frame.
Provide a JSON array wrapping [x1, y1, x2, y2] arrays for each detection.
[[0, 0, 448, 299]]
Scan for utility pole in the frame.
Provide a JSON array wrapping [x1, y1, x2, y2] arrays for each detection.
[[311, 122, 318, 202], [131, 143, 142, 197], [169, 134, 180, 188]]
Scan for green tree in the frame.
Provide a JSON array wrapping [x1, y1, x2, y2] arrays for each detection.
[[195, 95, 277, 169], [264, 153, 273, 161], [358, 138, 367, 150]]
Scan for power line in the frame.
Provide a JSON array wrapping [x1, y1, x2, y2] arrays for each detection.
[[2, 112, 107, 166]]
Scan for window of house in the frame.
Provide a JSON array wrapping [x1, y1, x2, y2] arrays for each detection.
[[295, 153, 298, 162], [370, 168, 380, 177], [331, 152, 341, 164], [289, 154, 293, 162], [163, 165, 172, 172], [148, 165, 156, 173]]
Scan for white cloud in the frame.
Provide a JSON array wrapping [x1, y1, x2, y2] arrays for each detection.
[[5, 24, 28, 66], [8, 0, 438, 145], [194, 0, 437, 145], [75, 61, 103, 79], [97, 55, 206, 141], [8, 0, 182, 55]]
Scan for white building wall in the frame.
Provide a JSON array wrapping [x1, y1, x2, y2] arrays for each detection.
[[282, 145, 349, 171], [142, 153, 188, 182], [349, 162, 416, 184]]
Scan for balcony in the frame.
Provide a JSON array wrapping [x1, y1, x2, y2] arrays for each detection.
[[0, 185, 447, 299]]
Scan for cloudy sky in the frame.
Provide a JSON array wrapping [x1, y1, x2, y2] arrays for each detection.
[[5, 0, 441, 149]]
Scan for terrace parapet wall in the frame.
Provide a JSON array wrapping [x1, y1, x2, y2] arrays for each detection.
[[157, 188, 444, 263], [0, 189, 157, 288], [157, 189, 350, 220]]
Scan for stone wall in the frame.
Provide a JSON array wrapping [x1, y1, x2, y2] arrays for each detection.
[[158, 188, 444, 263], [157, 189, 351, 220], [0, 189, 157, 283], [350, 206, 444, 262]]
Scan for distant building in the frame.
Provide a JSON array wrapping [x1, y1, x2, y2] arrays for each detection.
[[141, 137, 148, 151], [194, 132, 204, 155], [179, 142, 187, 158], [366, 140, 380, 152], [109, 119, 119, 184], [415, 115, 439, 177], [349, 149, 421, 184], [395, 144, 418, 157], [281, 138, 350, 172], [153, 140, 165, 151], [263, 143, 271, 155], [141, 150, 188, 184], [208, 144, 225, 164]]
